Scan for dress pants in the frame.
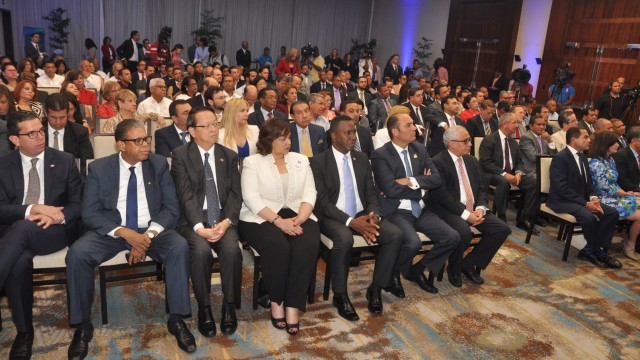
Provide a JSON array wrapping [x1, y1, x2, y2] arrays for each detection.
[[570, 204, 619, 253], [65, 229, 191, 325], [238, 209, 319, 309], [390, 209, 461, 276], [0, 220, 67, 332], [435, 210, 510, 275], [319, 216, 402, 293], [180, 218, 242, 307], [482, 173, 536, 219]]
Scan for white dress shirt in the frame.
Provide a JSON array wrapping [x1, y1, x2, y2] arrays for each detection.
[[391, 142, 425, 211], [137, 96, 172, 117], [37, 74, 64, 88], [47, 127, 65, 151], [173, 123, 190, 143], [311, 116, 330, 131], [332, 147, 364, 225]]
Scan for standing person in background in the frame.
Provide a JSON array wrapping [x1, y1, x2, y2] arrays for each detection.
[[101, 37, 117, 75], [83, 39, 98, 63], [236, 41, 252, 69], [276, 48, 301, 76], [429, 58, 448, 83]]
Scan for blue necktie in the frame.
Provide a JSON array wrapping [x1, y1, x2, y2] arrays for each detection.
[[125, 166, 138, 250], [204, 153, 221, 226], [343, 154, 357, 217], [180, 132, 188, 144], [401, 150, 422, 218]]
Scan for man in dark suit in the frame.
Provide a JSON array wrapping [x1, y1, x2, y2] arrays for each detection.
[[427, 84, 450, 114], [479, 113, 537, 229], [116, 30, 144, 73], [43, 93, 94, 159], [383, 55, 402, 84], [488, 70, 509, 103], [155, 100, 192, 157], [310, 70, 332, 93], [612, 119, 628, 149], [430, 126, 510, 286], [248, 88, 287, 129], [466, 100, 498, 145], [289, 101, 327, 156], [235, 41, 251, 68], [614, 126, 640, 193], [188, 78, 217, 109], [66, 120, 196, 357], [171, 107, 243, 337], [369, 83, 398, 131], [0, 111, 82, 359], [348, 76, 373, 117], [311, 116, 402, 320], [371, 113, 461, 295], [424, 95, 465, 157], [329, 75, 348, 112], [547, 127, 622, 268], [24, 33, 46, 67], [328, 99, 374, 158], [578, 107, 597, 135]]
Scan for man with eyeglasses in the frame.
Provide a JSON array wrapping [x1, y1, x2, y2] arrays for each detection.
[[0, 110, 82, 359], [204, 86, 227, 120], [66, 119, 196, 357], [170, 106, 243, 337], [430, 126, 510, 286], [550, 109, 579, 151], [137, 78, 172, 117]]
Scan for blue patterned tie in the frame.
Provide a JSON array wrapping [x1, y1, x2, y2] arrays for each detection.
[[125, 166, 138, 250], [401, 150, 422, 218], [204, 152, 221, 226], [343, 154, 357, 217], [180, 132, 188, 144]]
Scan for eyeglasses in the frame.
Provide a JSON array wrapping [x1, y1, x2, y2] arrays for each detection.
[[121, 136, 152, 145], [154, 85, 167, 89], [194, 122, 220, 129], [451, 138, 472, 144], [18, 129, 45, 139]]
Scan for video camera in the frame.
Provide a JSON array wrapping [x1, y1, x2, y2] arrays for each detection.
[[301, 43, 314, 62], [553, 63, 575, 87], [511, 65, 531, 86]]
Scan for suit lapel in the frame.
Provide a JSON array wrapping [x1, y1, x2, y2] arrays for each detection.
[[9, 151, 24, 203], [141, 159, 154, 215], [445, 154, 462, 199], [43, 149, 55, 204], [349, 151, 366, 204], [326, 151, 341, 200], [408, 144, 419, 176], [187, 142, 205, 206], [107, 155, 120, 210], [214, 145, 227, 204]]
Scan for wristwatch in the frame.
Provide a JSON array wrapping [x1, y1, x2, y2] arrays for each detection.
[[225, 218, 235, 227], [146, 231, 156, 239]]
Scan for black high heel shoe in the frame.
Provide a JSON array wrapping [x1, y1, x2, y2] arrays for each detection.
[[285, 322, 299, 336], [270, 316, 286, 330]]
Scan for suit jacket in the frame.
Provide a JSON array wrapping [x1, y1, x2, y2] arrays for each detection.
[[247, 104, 287, 129], [547, 147, 596, 213], [550, 130, 567, 151], [235, 49, 252, 68], [371, 141, 441, 218], [170, 142, 242, 228], [518, 130, 557, 177], [188, 94, 206, 108], [430, 151, 488, 216], [240, 152, 317, 223], [44, 121, 94, 159], [155, 124, 185, 157], [383, 64, 403, 84], [24, 43, 41, 64], [369, 96, 397, 131], [116, 39, 143, 61], [578, 120, 594, 135], [348, 90, 373, 111], [488, 75, 509, 102], [424, 111, 465, 157], [479, 131, 525, 176], [329, 86, 348, 110], [310, 81, 331, 93], [403, 103, 430, 128], [289, 123, 327, 156], [613, 146, 640, 192], [0, 119, 10, 156], [310, 148, 380, 224], [82, 153, 180, 236], [427, 100, 442, 114], [466, 114, 499, 150], [0, 148, 82, 237], [326, 125, 373, 158]]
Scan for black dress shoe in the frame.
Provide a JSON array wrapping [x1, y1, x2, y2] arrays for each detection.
[[257, 277, 271, 308], [366, 286, 383, 315], [332, 294, 360, 321], [577, 250, 608, 268], [10, 332, 34, 360], [447, 273, 462, 288], [407, 264, 438, 294], [167, 319, 196, 353], [536, 218, 547, 227], [600, 254, 623, 269], [516, 220, 539, 235], [198, 306, 217, 337], [220, 304, 238, 335], [383, 274, 405, 298], [68, 326, 93, 360], [461, 267, 485, 284]]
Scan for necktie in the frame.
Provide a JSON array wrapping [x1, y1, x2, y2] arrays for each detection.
[[457, 157, 474, 211], [204, 153, 221, 226], [141, 73, 145, 80], [449, 115, 456, 128], [180, 132, 188, 144], [359, 92, 367, 115], [578, 154, 587, 184], [267, 111, 273, 119], [321, 83, 325, 90], [383, 98, 391, 114], [415, 106, 423, 125], [537, 136, 545, 154], [354, 134, 362, 152], [484, 121, 491, 135], [24, 158, 40, 205], [504, 138, 512, 173], [334, 89, 341, 109], [343, 154, 357, 217], [124, 166, 138, 250], [401, 150, 422, 218], [35, 44, 39, 52], [53, 131, 60, 150], [301, 129, 312, 157], [515, 127, 521, 139]]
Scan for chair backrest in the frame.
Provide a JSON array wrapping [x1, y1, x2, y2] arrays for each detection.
[[90, 134, 118, 159], [150, 117, 172, 153], [537, 155, 554, 194], [39, 87, 60, 95], [95, 117, 109, 134], [473, 136, 484, 160]]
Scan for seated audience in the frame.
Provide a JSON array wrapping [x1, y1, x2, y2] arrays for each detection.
[[550, 109, 579, 151], [43, 93, 94, 159], [36, 60, 64, 88], [288, 101, 327, 157], [137, 78, 172, 117], [275, 85, 298, 118], [369, 83, 398, 132], [238, 119, 319, 336], [154, 99, 192, 157], [373, 105, 411, 150], [613, 126, 640, 196], [459, 95, 479, 123], [65, 70, 97, 106], [319, 91, 336, 121], [63, 93, 93, 134], [1, 63, 19, 91], [103, 89, 164, 133], [218, 98, 260, 159], [307, 93, 330, 131], [96, 81, 121, 118], [174, 75, 199, 100], [14, 80, 44, 119], [247, 88, 286, 129]]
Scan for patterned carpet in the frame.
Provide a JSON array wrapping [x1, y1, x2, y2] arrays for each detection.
[[1, 222, 639, 359]]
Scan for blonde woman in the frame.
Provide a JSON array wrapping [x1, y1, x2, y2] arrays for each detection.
[[218, 98, 260, 160], [102, 89, 165, 133]]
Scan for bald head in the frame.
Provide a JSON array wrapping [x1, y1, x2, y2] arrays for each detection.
[[243, 85, 258, 107]]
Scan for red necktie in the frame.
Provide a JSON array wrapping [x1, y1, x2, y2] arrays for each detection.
[[515, 127, 521, 138]]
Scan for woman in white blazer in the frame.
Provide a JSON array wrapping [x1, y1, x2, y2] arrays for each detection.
[[238, 119, 319, 336], [217, 98, 260, 160]]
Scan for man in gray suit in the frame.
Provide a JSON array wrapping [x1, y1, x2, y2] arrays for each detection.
[[427, 84, 450, 114], [369, 83, 397, 131], [170, 107, 243, 337]]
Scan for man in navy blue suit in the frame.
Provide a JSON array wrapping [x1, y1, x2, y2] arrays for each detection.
[[289, 101, 327, 156], [155, 99, 192, 157], [66, 120, 196, 358], [547, 127, 621, 268]]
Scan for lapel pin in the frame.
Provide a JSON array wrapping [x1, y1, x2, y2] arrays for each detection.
[[50, 164, 55, 167], [219, 158, 224, 162], [147, 182, 151, 185], [413, 154, 418, 159]]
